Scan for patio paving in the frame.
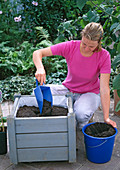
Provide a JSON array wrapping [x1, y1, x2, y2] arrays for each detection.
[[0, 98, 120, 170]]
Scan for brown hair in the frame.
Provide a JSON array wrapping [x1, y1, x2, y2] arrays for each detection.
[[81, 22, 104, 51]]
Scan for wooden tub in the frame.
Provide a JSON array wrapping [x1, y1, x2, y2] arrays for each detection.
[[7, 94, 76, 164]]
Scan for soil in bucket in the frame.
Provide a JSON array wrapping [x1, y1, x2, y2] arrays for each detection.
[[16, 99, 68, 117], [85, 122, 116, 138]]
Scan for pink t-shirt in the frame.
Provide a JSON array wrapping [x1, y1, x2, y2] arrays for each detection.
[[50, 40, 111, 94]]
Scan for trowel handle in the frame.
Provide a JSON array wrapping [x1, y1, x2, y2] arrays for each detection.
[[36, 79, 45, 87], [36, 79, 39, 87]]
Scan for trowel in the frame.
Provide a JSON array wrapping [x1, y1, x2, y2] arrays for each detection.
[[34, 79, 53, 114]]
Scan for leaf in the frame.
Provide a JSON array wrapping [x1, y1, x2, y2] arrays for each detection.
[[97, 0, 104, 4], [105, 7, 114, 15], [115, 100, 120, 112], [117, 42, 120, 53], [117, 89, 120, 98], [0, 117, 7, 123], [54, 35, 66, 44], [35, 26, 50, 41], [63, 20, 73, 29], [112, 54, 120, 70], [80, 19, 87, 29], [87, 10, 100, 22], [113, 74, 120, 90], [113, 24, 120, 33], [110, 23, 119, 31], [38, 40, 53, 47], [76, 0, 88, 10], [86, 1, 97, 8]]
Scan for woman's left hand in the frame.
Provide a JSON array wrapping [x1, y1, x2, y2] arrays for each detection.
[[104, 118, 117, 128]]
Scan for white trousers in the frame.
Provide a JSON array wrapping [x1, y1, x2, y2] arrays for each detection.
[[45, 84, 100, 129]]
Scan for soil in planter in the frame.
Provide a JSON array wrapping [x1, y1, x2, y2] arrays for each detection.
[[17, 99, 68, 117], [85, 122, 116, 138]]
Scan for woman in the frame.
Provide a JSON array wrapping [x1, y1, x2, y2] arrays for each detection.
[[33, 22, 117, 129]]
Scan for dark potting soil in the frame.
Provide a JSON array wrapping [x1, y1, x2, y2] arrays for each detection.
[[16, 99, 68, 117], [85, 122, 116, 138]]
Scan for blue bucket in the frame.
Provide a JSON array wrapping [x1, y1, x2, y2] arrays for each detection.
[[82, 122, 118, 164]]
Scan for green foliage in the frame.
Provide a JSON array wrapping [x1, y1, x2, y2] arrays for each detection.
[[77, 0, 120, 60], [34, 26, 68, 76], [113, 74, 120, 91], [112, 54, 120, 71], [0, 117, 7, 124], [112, 54, 120, 111], [46, 71, 67, 85], [115, 100, 120, 112], [0, 0, 80, 46], [0, 0, 120, 103], [0, 71, 67, 101], [45, 56, 67, 76], [0, 0, 24, 47], [35, 27, 53, 47], [55, 20, 79, 43], [76, 0, 120, 111], [0, 41, 38, 79], [19, 0, 80, 43], [35, 27, 50, 41], [0, 76, 36, 101], [77, 0, 88, 11]]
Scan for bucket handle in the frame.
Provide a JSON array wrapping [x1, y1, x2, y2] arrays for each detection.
[[87, 140, 107, 148]]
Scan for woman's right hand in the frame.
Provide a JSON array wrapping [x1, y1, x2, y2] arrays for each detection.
[[35, 68, 46, 85], [33, 47, 53, 85]]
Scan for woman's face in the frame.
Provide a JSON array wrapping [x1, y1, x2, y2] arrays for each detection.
[[81, 36, 98, 53]]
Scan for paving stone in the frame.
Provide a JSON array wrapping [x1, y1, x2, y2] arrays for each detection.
[[0, 153, 12, 170], [79, 155, 120, 170]]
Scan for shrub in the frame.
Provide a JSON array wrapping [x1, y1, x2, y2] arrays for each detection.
[[0, 41, 38, 79]]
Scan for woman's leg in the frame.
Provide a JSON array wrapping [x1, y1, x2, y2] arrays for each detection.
[[47, 84, 69, 95], [73, 92, 101, 129], [47, 84, 69, 107]]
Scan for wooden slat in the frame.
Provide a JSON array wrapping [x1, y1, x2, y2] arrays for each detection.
[[15, 117, 68, 133], [17, 147, 68, 162], [68, 112, 76, 163], [7, 116, 18, 164], [10, 97, 20, 116], [16, 133, 68, 148]]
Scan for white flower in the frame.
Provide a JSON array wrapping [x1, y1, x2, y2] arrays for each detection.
[[0, 11, 3, 14], [14, 15, 22, 22], [32, 1, 38, 6]]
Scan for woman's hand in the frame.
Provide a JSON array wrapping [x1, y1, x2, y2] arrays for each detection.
[[35, 68, 46, 85], [33, 47, 53, 85], [104, 118, 117, 128]]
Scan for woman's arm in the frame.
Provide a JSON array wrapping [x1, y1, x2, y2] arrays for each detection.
[[33, 47, 53, 85], [100, 73, 117, 128]]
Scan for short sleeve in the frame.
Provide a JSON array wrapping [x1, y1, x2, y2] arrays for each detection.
[[50, 41, 74, 61], [99, 50, 111, 74]]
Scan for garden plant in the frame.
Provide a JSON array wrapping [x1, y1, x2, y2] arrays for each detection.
[[0, 0, 120, 104]]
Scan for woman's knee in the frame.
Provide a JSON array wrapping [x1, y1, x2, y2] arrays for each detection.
[[74, 92, 100, 122], [75, 109, 92, 122]]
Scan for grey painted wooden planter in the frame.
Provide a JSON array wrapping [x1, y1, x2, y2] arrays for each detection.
[[7, 94, 76, 164]]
